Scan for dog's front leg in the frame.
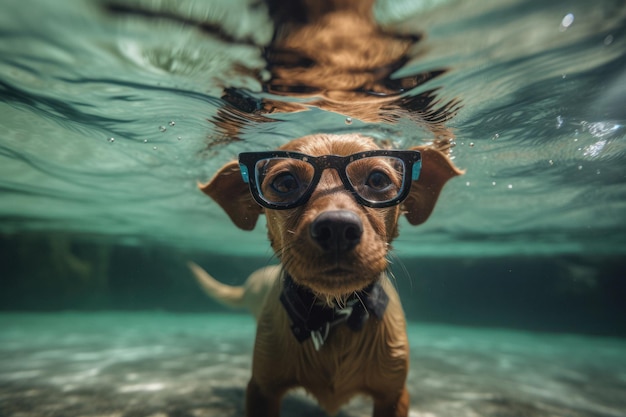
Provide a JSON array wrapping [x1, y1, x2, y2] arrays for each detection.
[[373, 386, 410, 417], [246, 377, 282, 417]]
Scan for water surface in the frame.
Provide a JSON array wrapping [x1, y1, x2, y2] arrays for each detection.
[[1, 0, 624, 256]]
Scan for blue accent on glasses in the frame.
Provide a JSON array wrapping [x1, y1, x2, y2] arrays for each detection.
[[239, 163, 250, 184]]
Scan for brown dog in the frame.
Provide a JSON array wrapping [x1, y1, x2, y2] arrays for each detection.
[[190, 133, 462, 416]]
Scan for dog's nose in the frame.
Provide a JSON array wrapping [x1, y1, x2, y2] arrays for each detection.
[[310, 210, 363, 252]]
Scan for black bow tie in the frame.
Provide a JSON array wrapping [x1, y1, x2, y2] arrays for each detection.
[[279, 272, 389, 351]]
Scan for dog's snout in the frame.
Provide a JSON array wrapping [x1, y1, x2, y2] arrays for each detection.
[[310, 210, 363, 253]]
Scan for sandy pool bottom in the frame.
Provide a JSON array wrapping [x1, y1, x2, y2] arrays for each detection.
[[0, 312, 624, 417]]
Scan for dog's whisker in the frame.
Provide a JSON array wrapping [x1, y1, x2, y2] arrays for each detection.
[[272, 243, 296, 265], [263, 248, 280, 268], [386, 268, 400, 294], [352, 291, 369, 316], [392, 251, 413, 290], [386, 251, 413, 293]]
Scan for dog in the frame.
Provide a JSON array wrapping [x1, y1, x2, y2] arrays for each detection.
[[189, 133, 462, 416]]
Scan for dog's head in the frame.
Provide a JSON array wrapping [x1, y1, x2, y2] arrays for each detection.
[[201, 134, 462, 298]]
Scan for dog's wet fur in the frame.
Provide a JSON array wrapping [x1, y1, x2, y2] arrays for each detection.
[[191, 133, 462, 416]]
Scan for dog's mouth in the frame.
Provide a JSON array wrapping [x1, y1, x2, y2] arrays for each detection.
[[314, 256, 361, 275], [298, 262, 360, 280], [325, 267, 350, 275], [286, 260, 381, 296], [319, 266, 355, 280]]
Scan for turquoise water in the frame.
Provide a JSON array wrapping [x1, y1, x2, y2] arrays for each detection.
[[0, 0, 624, 256], [1, 0, 625, 416]]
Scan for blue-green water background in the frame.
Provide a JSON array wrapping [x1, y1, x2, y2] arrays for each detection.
[[1, 0, 625, 256], [1, 0, 625, 416]]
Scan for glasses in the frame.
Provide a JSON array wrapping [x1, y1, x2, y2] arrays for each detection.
[[238, 150, 421, 210]]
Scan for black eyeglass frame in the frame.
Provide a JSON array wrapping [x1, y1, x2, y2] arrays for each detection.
[[238, 150, 422, 210]]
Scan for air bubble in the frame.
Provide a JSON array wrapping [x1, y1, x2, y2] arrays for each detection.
[[108, 137, 115, 143], [492, 133, 499, 140], [144, 139, 148, 143], [491, 181, 497, 186], [153, 146, 158, 150], [177, 136, 182, 141], [345, 117, 352, 125], [169, 121, 176, 126], [559, 13, 574, 31], [556, 116, 563, 129], [577, 165, 583, 170], [548, 160, 554, 166], [159, 126, 167, 132], [507, 184, 513, 189], [469, 142, 475, 148], [465, 181, 471, 187]]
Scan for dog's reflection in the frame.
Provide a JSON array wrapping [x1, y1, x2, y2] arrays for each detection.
[[216, 0, 460, 145], [106, 0, 460, 147]]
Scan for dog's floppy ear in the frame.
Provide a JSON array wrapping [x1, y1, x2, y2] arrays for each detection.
[[402, 146, 464, 226], [199, 161, 262, 231]]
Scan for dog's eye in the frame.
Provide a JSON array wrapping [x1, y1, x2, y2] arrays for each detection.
[[271, 172, 300, 194], [366, 171, 392, 191]]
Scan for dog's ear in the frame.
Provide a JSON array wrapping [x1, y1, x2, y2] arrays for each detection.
[[402, 146, 464, 226], [199, 161, 262, 231]]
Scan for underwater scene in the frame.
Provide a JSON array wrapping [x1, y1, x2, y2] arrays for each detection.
[[1, 0, 625, 416]]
